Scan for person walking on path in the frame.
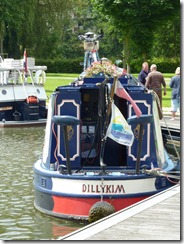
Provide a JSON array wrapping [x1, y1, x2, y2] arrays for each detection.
[[138, 62, 149, 85], [145, 64, 166, 109], [169, 67, 180, 120]]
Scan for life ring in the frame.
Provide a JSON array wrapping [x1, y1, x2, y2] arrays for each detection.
[[26, 96, 38, 103]]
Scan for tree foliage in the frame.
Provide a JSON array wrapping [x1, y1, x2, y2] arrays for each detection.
[[152, 16, 180, 59], [0, 0, 180, 71], [0, 0, 34, 57], [1, 0, 77, 57], [90, 0, 180, 71]]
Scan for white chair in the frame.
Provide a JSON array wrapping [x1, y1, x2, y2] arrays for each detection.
[[3, 58, 14, 67], [27, 57, 35, 83], [9, 59, 23, 83], [27, 57, 35, 67], [0, 58, 14, 84], [35, 70, 46, 84]]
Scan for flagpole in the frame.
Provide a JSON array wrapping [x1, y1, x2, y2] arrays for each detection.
[[23, 49, 28, 82], [107, 75, 118, 117], [99, 76, 118, 171]]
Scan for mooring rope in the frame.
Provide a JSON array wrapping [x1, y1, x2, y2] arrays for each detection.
[[151, 90, 180, 161], [161, 116, 180, 160]]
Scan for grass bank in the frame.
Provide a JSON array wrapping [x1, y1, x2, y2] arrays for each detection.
[[44, 73, 174, 108]]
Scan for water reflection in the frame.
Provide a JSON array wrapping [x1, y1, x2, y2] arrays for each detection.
[[0, 127, 85, 240]]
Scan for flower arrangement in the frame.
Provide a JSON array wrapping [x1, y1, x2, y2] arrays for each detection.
[[84, 60, 124, 78]]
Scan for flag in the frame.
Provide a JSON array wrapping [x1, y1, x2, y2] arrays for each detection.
[[106, 101, 134, 146], [23, 49, 28, 78], [115, 80, 142, 118]]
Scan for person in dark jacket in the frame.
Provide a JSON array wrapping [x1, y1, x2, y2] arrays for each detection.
[[169, 67, 180, 120], [138, 62, 149, 85], [145, 64, 166, 109]]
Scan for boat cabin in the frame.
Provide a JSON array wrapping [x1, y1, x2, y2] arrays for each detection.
[[42, 75, 166, 172]]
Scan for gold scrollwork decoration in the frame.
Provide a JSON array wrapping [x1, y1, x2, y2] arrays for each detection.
[[67, 126, 74, 141], [134, 125, 145, 140]]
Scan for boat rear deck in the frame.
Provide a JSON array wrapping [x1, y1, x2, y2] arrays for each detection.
[[59, 184, 180, 240]]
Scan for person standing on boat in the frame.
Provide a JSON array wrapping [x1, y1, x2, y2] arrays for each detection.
[[169, 67, 180, 120], [145, 64, 166, 109], [138, 62, 149, 85]]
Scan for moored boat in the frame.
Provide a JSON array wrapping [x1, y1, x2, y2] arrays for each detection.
[[0, 54, 47, 127], [33, 32, 180, 221]]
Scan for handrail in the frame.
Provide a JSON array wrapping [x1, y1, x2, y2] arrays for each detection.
[[0, 65, 47, 85]]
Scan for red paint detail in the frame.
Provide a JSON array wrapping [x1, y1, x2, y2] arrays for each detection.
[[52, 195, 147, 218]]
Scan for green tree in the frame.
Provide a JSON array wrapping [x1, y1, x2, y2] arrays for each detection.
[[152, 16, 180, 59], [1, 0, 78, 58], [90, 0, 180, 72], [32, 0, 75, 58], [0, 0, 33, 57], [0, 0, 180, 67]]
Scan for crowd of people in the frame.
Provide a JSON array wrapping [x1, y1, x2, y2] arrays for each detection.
[[138, 62, 180, 120]]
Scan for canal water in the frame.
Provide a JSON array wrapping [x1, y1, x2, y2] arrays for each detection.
[[0, 127, 180, 240], [0, 127, 86, 240]]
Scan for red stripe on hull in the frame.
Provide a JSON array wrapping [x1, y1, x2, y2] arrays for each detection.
[[52, 195, 147, 218]]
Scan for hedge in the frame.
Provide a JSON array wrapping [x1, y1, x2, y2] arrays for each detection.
[[130, 58, 180, 73], [36, 58, 83, 73], [36, 57, 180, 74]]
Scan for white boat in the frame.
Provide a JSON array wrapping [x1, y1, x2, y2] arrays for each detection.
[[0, 56, 47, 127]]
